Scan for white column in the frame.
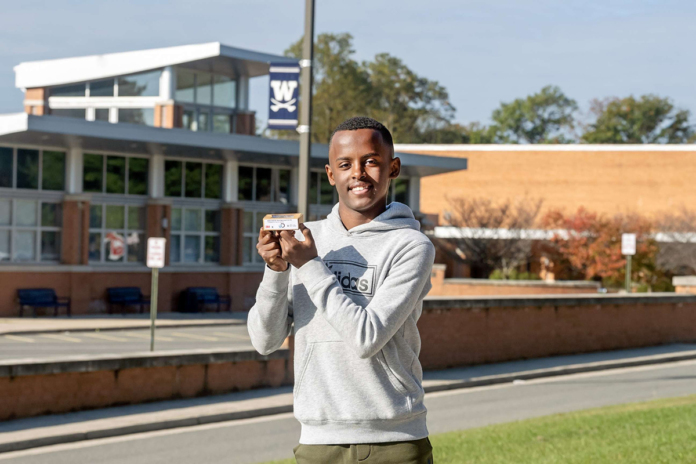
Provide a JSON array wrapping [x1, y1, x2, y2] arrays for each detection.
[[149, 154, 165, 198], [160, 66, 175, 101], [237, 76, 249, 111], [66, 148, 83, 194], [224, 159, 239, 203], [290, 166, 299, 206], [408, 176, 421, 212]]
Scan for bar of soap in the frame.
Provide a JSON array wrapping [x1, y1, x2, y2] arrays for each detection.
[[263, 213, 303, 231]]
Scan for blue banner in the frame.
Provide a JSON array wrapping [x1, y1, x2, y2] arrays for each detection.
[[268, 62, 300, 130]]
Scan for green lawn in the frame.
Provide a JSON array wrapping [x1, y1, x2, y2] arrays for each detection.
[[261, 394, 696, 463]]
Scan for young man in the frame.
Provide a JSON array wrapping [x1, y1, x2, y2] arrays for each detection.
[[247, 117, 435, 464]]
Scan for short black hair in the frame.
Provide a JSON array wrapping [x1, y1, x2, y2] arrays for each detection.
[[330, 116, 394, 151]]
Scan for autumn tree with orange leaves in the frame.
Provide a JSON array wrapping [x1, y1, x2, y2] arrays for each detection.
[[541, 207, 663, 289]]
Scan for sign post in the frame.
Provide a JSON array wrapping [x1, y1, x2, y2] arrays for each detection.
[[621, 233, 636, 293], [146, 237, 166, 352]]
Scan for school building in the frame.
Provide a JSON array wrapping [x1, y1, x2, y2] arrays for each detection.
[[0, 43, 468, 316]]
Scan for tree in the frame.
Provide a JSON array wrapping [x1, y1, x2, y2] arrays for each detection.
[[280, 33, 456, 144], [541, 207, 660, 288], [438, 196, 543, 278], [581, 95, 694, 143], [489, 85, 578, 143]]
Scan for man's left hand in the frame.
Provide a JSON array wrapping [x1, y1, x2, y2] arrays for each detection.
[[279, 224, 318, 269]]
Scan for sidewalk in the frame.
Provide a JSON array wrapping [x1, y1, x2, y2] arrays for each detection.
[[1, 343, 695, 454], [0, 312, 248, 335]]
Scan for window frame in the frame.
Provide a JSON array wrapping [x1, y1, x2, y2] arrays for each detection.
[[87, 203, 147, 264], [174, 67, 238, 133], [169, 206, 221, 265], [237, 163, 292, 204], [82, 151, 150, 196], [163, 158, 224, 200], [0, 198, 62, 263], [0, 145, 67, 193]]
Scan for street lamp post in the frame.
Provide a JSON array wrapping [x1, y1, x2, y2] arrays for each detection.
[[297, 0, 315, 221]]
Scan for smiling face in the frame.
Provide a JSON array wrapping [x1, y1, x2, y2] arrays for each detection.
[[327, 128, 401, 226]]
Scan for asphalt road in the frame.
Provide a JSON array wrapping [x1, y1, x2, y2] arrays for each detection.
[[0, 326, 254, 361], [1, 360, 695, 464]]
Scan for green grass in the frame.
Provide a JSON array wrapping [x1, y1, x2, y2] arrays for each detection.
[[261, 395, 696, 463]]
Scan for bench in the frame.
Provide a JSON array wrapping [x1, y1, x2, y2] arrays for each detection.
[[107, 287, 151, 315], [180, 287, 231, 313], [17, 289, 71, 318]]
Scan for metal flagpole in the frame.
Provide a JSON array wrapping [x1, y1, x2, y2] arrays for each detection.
[[297, 0, 315, 220]]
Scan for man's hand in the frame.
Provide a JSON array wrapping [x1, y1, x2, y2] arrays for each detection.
[[256, 227, 288, 272], [278, 224, 318, 269]]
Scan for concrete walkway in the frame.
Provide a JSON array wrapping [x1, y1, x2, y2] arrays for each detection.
[[1, 343, 695, 454], [0, 313, 248, 335]]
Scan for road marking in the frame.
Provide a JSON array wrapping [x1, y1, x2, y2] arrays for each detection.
[[3, 335, 35, 343], [40, 333, 81, 343], [122, 332, 173, 342], [170, 332, 218, 342], [212, 331, 250, 340], [82, 333, 129, 342]]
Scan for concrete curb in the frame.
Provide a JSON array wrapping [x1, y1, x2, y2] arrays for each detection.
[[1, 320, 245, 336], [2, 350, 695, 455]]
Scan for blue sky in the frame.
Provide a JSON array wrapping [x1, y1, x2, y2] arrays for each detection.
[[0, 0, 693, 129]]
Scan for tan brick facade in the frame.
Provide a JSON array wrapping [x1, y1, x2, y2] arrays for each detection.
[[396, 146, 696, 222]]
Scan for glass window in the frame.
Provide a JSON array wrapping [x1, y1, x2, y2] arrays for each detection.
[[171, 208, 182, 231], [42, 151, 65, 191], [83, 153, 103, 192], [118, 108, 154, 126], [205, 236, 219, 263], [213, 75, 236, 108], [185, 162, 202, 198], [95, 108, 110, 121], [0, 147, 12, 188], [41, 231, 60, 261], [89, 204, 102, 228], [41, 203, 61, 227], [184, 236, 200, 263], [393, 178, 409, 205], [205, 164, 222, 199], [106, 156, 126, 194], [127, 232, 145, 263], [175, 68, 196, 103], [0, 230, 9, 262], [310, 172, 319, 204], [117, 70, 160, 97], [15, 231, 36, 261], [164, 160, 182, 197], [243, 211, 253, 233], [212, 114, 230, 133], [320, 173, 334, 205], [205, 210, 220, 232], [128, 158, 149, 195], [128, 206, 145, 230], [198, 111, 209, 132], [16, 199, 37, 226], [50, 83, 85, 97], [184, 209, 201, 232], [50, 109, 86, 119], [16, 149, 39, 190], [90, 79, 114, 97], [170, 235, 181, 263], [238, 166, 253, 201], [256, 168, 272, 202], [88, 233, 101, 261], [0, 199, 10, 225], [182, 110, 195, 131], [196, 72, 213, 105], [278, 169, 290, 204], [105, 205, 125, 229]]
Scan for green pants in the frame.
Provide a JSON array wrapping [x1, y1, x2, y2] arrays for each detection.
[[293, 437, 433, 464]]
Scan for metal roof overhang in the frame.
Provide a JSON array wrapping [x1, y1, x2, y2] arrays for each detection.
[[0, 114, 468, 177]]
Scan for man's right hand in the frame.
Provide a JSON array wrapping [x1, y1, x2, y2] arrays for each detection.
[[256, 227, 289, 272]]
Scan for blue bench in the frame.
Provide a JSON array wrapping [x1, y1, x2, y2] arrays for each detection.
[[107, 287, 151, 315], [181, 287, 231, 313], [17, 289, 71, 318]]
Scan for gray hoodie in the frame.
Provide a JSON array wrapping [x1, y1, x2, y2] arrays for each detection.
[[247, 202, 435, 444]]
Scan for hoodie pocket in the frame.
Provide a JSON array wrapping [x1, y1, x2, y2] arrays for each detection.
[[294, 341, 413, 422]]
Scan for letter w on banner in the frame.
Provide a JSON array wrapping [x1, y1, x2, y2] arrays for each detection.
[[268, 62, 300, 130]]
